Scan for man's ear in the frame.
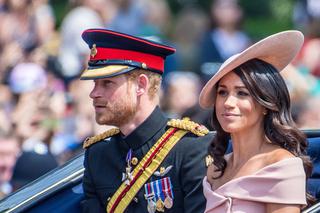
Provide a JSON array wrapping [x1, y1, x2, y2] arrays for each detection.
[[136, 74, 149, 96]]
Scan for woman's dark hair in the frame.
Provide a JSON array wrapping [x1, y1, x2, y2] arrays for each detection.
[[208, 58, 315, 205]]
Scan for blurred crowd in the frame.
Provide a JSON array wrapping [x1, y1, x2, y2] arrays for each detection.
[[0, 0, 320, 198]]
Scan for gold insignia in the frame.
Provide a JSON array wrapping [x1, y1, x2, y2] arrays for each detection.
[[131, 157, 138, 166], [156, 199, 165, 212], [142, 62, 147, 69], [205, 155, 214, 167], [160, 167, 165, 174], [167, 117, 209, 136], [154, 165, 173, 177], [83, 128, 120, 149], [90, 44, 98, 58]]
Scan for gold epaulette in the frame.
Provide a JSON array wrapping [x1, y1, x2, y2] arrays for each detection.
[[167, 117, 209, 136], [83, 128, 120, 149]]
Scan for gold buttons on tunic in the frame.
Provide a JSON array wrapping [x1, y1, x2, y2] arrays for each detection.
[[131, 157, 138, 166]]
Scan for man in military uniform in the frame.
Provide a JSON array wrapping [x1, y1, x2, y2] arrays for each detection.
[[80, 29, 213, 213]]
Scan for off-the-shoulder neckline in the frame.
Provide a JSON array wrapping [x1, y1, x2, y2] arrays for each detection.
[[205, 157, 302, 192]]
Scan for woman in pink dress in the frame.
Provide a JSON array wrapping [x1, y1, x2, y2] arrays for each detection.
[[199, 31, 315, 212]]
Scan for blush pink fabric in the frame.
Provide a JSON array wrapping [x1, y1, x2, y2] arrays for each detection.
[[203, 157, 307, 213]]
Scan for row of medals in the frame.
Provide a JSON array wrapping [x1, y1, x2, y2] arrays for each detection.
[[124, 149, 173, 212], [147, 193, 173, 213]]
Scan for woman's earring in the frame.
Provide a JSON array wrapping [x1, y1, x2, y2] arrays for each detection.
[[205, 155, 214, 167], [263, 111, 267, 115]]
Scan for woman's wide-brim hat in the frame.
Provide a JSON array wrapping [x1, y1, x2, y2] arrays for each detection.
[[199, 30, 304, 109]]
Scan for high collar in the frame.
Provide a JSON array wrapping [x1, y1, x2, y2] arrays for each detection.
[[122, 106, 167, 150]]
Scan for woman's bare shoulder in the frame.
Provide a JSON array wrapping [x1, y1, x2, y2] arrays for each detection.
[[266, 147, 296, 165]]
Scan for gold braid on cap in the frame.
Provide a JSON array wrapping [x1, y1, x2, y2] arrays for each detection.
[[167, 117, 209, 136], [83, 128, 120, 149]]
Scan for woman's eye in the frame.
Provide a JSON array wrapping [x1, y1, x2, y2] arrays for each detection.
[[217, 90, 227, 96], [238, 91, 249, 96]]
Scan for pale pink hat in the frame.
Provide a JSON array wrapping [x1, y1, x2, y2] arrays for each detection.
[[199, 30, 304, 109]]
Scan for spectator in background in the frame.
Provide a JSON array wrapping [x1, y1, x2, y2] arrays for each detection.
[[199, 0, 250, 66], [162, 71, 202, 119], [296, 96, 320, 129], [58, 0, 108, 81], [172, 6, 209, 73], [0, 0, 38, 51], [11, 150, 58, 191], [299, 38, 320, 80], [140, 0, 172, 38], [0, 134, 19, 198], [0, 84, 15, 135], [293, 0, 320, 37], [107, 0, 145, 35], [32, 0, 57, 48], [161, 71, 212, 129]]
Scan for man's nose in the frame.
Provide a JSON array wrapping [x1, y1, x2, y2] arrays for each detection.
[[89, 84, 101, 99]]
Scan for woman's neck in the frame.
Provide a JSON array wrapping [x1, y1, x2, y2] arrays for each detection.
[[230, 125, 267, 168]]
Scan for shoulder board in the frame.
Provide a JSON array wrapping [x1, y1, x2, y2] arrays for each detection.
[[167, 117, 209, 136], [83, 128, 120, 149]]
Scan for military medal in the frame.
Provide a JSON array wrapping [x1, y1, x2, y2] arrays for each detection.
[[162, 177, 174, 209], [164, 196, 173, 209], [145, 184, 156, 213], [156, 199, 165, 212], [147, 200, 156, 213], [122, 149, 133, 185]]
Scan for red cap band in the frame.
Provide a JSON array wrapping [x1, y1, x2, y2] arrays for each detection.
[[91, 47, 165, 73]]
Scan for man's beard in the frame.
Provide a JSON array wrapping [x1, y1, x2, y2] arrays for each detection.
[[95, 92, 137, 127]]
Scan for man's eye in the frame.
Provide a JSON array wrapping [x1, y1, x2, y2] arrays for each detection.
[[103, 81, 112, 86]]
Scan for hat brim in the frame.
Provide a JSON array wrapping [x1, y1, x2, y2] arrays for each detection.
[[80, 65, 136, 80], [199, 30, 304, 109]]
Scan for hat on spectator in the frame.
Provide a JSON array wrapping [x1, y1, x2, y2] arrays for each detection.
[[10, 151, 58, 189], [9, 63, 47, 94], [80, 29, 176, 80], [199, 30, 304, 109]]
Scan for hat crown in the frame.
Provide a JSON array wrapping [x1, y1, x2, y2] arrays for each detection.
[[80, 29, 176, 80]]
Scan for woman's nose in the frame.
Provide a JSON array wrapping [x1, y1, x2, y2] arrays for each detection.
[[224, 95, 236, 108]]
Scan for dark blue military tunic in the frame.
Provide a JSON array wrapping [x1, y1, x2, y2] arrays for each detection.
[[82, 107, 213, 212]]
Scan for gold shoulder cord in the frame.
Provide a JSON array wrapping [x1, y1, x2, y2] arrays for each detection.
[[167, 117, 209, 136], [83, 128, 120, 149]]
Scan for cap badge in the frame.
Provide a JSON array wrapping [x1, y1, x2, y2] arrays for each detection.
[[90, 44, 98, 58], [142, 62, 147, 69]]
